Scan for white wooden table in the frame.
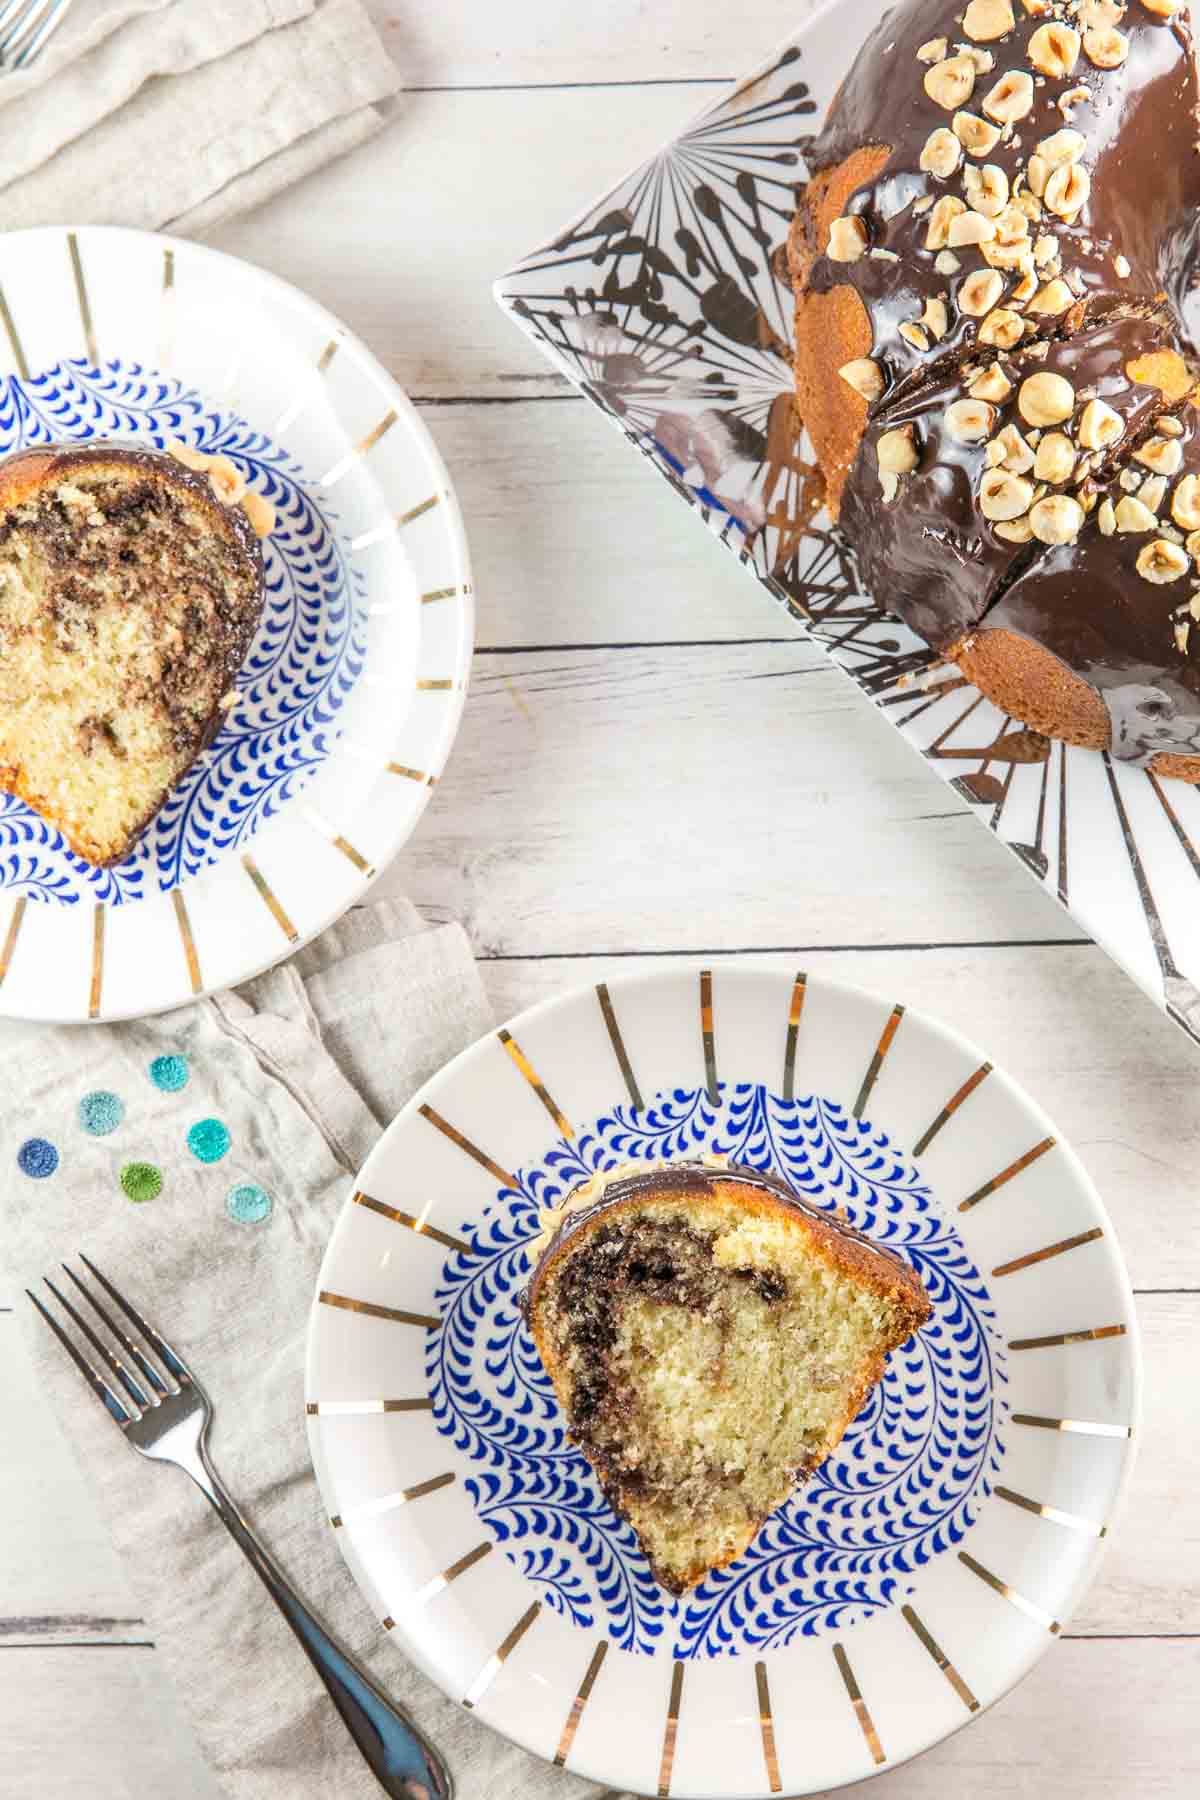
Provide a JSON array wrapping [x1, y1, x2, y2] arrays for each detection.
[[2, 4, 1199, 1795]]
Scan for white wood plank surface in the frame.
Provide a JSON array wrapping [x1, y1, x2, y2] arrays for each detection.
[[4, 1, 1198, 1795]]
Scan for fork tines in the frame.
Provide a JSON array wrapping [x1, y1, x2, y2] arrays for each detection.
[[0, 0, 74, 71], [27, 1255, 189, 1427]]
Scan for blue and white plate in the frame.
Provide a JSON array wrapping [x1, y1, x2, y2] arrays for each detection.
[[0, 226, 472, 1021], [306, 967, 1139, 1798]]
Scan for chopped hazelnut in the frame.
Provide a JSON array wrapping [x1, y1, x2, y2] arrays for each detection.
[[1136, 436, 1185, 477], [1141, 474, 1169, 514], [1026, 155, 1050, 199], [1084, 26, 1130, 68], [827, 215, 868, 261], [1188, 529, 1200, 559], [983, 235, 1036, 270], [1113, 253, 1131, 278], [1079, 1, 1125, 27], [1037, 129, 1086, 169], [1172, 474, 1200, 530], [1045, 163, 1091, 219], [1029, 23, 1081, 79], [925, 54, 979, 111], [1034, 233, 1059, 266], [1116, 494, 1159, 532], [959, 268, 1005, 315], [1057, 85, 1092, 115], [980, 467, 1035, 519], [960, 46, 997, 74], [1026, 278, 1075, 316], [935, 249, 963, 274], [167, 438, 211, 472], [1175, 620, 1192, 655], [963, 0, 1015, 40], [1030, 493, 1085, 543], [838, 358, 885, 402], [964, 162, 1010, 217], [949, 208, 999, 247], [1078, 398, 1124, 451], [1098, 497, 1117, 535], [1138, 1, 1182, 20], [1021, 0, 1051, 13], [1159, 416, 1185, 438], [992, 203, 1031, 246], [1019, 370, 1076, 427], [900, 322, 931, 352], [995, 516, 1035, 542], [1034, 432, 1077, 483], [969, 365, 1014, 402], [926, 194, 967, 249], [922, 296, 950, 339], [879, 470, 901, 503], [877, 426, 920, 475], [946, 397, 996, 443], [241, 492, 276, 539], [994, 422, 1036, 472], [207, 457, 247, 507], [978, 307, 1025, 348], [953, 110, 1003, 156], [1010, 262, 1039, 305], [917, 36, 949, 63], [921, 128, 963, 178], [982, 69, 1035, 124], [1138, 539, 1190, 585]]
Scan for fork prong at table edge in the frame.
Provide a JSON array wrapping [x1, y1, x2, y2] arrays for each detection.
[[61, 1261, 170, 1398], [0, 0, 51, 57], [77, 1252, 192, 1386], [43, 1274, 151, 1412], [25, 1288, 133, 1427], [11, 0, 72, 71]]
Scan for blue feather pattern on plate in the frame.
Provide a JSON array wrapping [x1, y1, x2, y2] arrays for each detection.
[[0, 360, 365, 904], [428, 1084, 1007, 1658]]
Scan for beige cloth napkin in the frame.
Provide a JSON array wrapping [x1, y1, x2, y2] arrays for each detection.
[[0, 0, 401, 235], [1, 900, 614, 1799]]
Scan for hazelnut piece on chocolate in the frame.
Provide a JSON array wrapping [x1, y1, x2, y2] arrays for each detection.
[[978, 307, 1025, 348], [838, 358, 885, 402], [1137, 539, 1190, 585], [959, 268, 1005, 316], [1078, 398, 1124, 451], [946, 398, 996, 443], [1116, 495, 1159, 533], [899, 322, 931, 352], [980, 468, 1035, 520], [827, 215, 868, 261], [949, 208, 998, 247], [921, 128, 963, 178], [953, 110, 1002, 155], [1139, 1, 1183, 20], [1030, 494, 1085, 543], [982, 69, 1035, 124], [925, 194, 967, 249], [995, 516, 1035, 543], [965, 163, 1010, 217], [935, 249, 963, 274], [917, 36, 949, 63], [963, 0, 1015, 40], [1037, 129, 1086, 169], [1080, 1, 1124, 26], [1098, 497, 1117, 536], [1172, 475, 1200, 531], [969, 364, 1013, 403], [1085, 27, 1130, 67], [1027, 278, 1075, 316], [877, 426, 920, 475], [993, 422, 1036, 472], [1028, 23, 1081, 79], [1136, 436, 1185, 477], [922, 296, 950, 339], [1026, 156, 1050, 200], [1019, 371, 1075, 427], [1045, 163, 1091, 219], [925, 54, 978, 111], [1034, 432, 1077, 484]]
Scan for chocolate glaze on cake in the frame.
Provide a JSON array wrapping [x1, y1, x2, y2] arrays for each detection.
[[789, 0, 1200, 773]]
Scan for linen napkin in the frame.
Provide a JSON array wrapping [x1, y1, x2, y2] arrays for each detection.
[[0, 0, 401, 236], [1, 899, 613, 1800]]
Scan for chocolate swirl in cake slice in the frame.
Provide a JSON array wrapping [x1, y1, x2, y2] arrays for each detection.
[[525, 1162, 930, 1595], [0, 444, 265, 866]]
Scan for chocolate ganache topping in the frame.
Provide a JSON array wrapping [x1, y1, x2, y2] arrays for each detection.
[[797, 0, 1200, 767]]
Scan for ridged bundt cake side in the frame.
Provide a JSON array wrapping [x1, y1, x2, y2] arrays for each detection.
[[789, 0, 1200, 776]]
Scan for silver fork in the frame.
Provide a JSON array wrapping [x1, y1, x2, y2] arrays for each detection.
[[0, 0, 74, 70], [28, 1255, 452, 1800]]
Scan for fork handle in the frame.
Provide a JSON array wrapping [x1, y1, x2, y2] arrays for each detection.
[[182, 1445, 452, 1800]]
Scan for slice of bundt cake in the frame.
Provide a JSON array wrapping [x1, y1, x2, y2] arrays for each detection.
[[525, 1161, 930, 1595], [0, 442, 267, 866]]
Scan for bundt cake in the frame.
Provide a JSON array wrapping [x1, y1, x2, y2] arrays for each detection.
[[524, 1161, 931, 1595], [789, 0, 1200, 776], [0, 442, 270, 866]]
